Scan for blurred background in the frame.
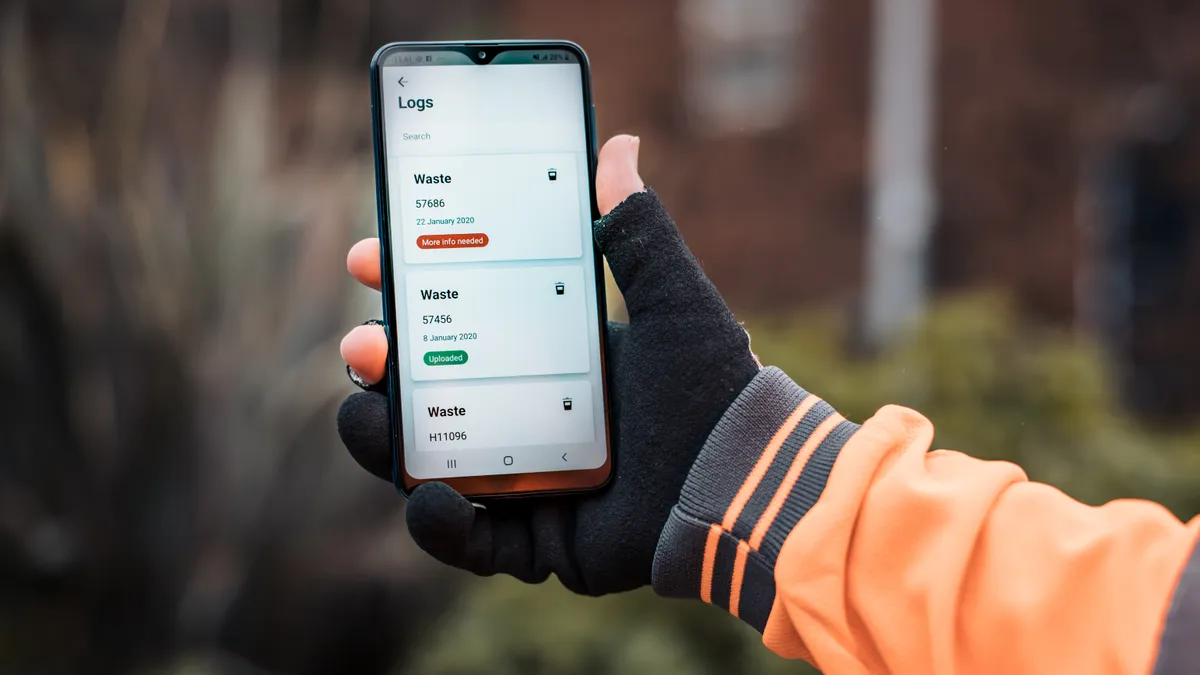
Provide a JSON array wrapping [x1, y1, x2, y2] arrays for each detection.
[[3, 0, 1200, 673]]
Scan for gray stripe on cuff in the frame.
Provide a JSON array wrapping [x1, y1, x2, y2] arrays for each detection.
[[1153, 537, 1200, 675], [653, 367, 810, 622], [732, 400, 836, 542], [759, 419, 859, 563], [652, 506, 713, 601], [675, 367, 809, 525]]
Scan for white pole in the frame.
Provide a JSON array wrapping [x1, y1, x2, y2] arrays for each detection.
[[862, 0, 938, 345]]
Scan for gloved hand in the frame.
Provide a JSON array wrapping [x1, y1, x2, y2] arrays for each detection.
[[337, 135, 761, 595]]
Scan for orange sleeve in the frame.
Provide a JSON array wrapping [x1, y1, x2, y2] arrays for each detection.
[[652, 367, 1200, 675]]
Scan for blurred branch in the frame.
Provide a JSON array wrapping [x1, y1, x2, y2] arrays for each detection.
[[97, 0, 172, 182], [311, 0, 371, 156], [0, 1, 47, 226]]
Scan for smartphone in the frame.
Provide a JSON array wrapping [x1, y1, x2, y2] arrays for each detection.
[[368, 41, 612, 499]]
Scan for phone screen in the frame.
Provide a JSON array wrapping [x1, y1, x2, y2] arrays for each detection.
[[372, 44, 610, 492]]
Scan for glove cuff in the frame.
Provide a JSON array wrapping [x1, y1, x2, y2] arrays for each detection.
[[651, 366, 860, 632]]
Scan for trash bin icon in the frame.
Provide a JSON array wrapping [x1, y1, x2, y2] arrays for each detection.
[[547, 168, 558, 181], [562, 397, 573, 411], [555, 282, 565, 295]]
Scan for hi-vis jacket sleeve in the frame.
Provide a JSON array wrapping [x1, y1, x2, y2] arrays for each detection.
[[652, 367, 1200, 675]]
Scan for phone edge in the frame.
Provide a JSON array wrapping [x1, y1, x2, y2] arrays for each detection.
[[368, 40, 614, 501]]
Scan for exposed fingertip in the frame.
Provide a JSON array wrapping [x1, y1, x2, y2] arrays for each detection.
[[596, 134, 646, 215], [346, 238, 376, 270], [599, 134, 639, 162], [347, 238, 383, 291], [340, 324, 388, 384]]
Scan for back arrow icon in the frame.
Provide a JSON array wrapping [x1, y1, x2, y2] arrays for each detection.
[[397, 77, 407, 87], [561, 453, 568, 462]]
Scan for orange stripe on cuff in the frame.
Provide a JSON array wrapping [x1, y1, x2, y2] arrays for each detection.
[[699, 523, 723, 604], [749, 413, 844, 550], [721, 396, 819, 531], [729, 540, 751, 617]]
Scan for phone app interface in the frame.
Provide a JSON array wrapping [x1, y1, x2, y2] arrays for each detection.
[[380, 56, 607, 480]]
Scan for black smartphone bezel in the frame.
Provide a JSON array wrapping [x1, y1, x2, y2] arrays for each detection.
[[368, 40, 612, 500]]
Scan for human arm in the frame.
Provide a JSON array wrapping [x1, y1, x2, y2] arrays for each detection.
[[653, 369, 1200, 674], [338, 135, 1200, 674]]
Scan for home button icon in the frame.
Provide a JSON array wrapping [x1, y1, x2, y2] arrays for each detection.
[[503, 455, 514, 466]]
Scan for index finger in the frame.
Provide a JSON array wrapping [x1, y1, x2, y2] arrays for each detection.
[[347, 238, 382, 291]]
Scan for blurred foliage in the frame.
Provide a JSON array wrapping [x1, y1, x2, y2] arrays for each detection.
[[406, 577, 812, 675], [0, 2, 465, 673], [403, 291, 1200, 675], [6, 0, 1200, 672], [751, 291, 1200, 518]]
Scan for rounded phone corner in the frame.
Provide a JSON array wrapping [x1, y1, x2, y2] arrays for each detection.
[[595, 458, 615, 491], [551, 40, 590, 67], [370, 42, 402, 71], [371, 39, 610, 505]]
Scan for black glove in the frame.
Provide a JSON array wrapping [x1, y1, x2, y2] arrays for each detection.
[[337, 190, 760, 595]]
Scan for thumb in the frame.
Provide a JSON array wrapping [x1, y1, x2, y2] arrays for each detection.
[[596, 135, 645, 215], [405, 482, 483, 570], [592, 138, 725, 321], [406, 482, 542, 583]]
